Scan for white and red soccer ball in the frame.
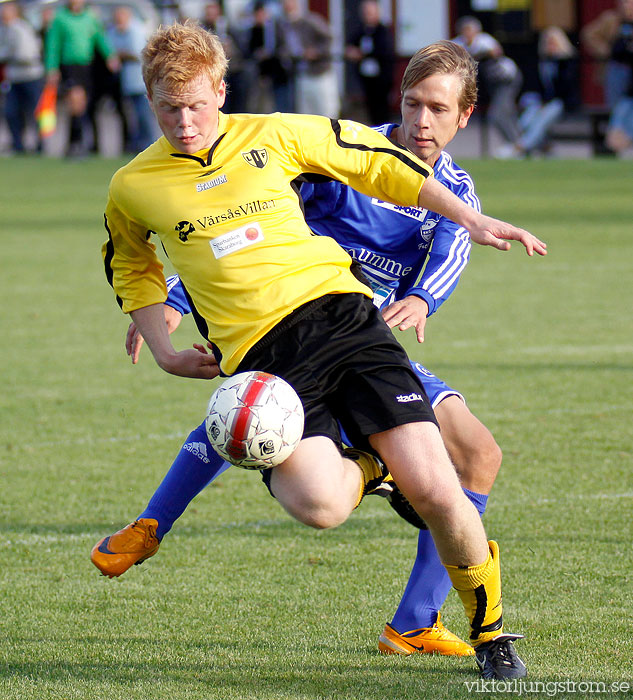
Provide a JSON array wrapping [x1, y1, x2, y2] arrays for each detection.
[[205, 371, 304, 469]]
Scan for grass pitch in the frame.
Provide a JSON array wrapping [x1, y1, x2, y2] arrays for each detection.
[[1, 156, 632, 699]]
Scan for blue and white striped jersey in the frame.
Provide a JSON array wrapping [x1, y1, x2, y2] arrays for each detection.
[[165, 122, 479, 319], [300, 123, 480, 315]]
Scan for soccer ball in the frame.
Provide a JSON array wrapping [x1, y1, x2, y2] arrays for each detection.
[[205, 371, 304, 470]]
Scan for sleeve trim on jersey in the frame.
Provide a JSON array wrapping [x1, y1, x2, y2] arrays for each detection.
[[180, 278, 210, 342], [103, 214, 124, 310], [179, 280, 226, 375], [329, 119, 432, 180]]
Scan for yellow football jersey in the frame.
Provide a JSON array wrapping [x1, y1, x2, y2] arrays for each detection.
[[103, 112, 432, 373]]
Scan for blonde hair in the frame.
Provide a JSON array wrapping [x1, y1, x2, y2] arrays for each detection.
[[401, 40, 478, 113], [539, 26, 576, 59], [142, 20, 228, 96]]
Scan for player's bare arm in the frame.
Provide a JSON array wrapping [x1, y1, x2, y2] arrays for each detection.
[[126, 304, 184, 364], [129, 304, 218, 379], [419, 178, 547, 256], [382, 296, 429, 343]]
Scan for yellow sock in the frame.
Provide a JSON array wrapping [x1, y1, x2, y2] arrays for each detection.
[[344, 448, 384, 509], [444, 540, 503, 646]]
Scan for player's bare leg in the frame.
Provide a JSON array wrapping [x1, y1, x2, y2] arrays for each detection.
[[269, 436, 366, 529], [371, 422, 488, 564], [370, 421, 526, 678], [434, 396, 502, 495]]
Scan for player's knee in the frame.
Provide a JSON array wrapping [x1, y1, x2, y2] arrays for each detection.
[[295, 501, 349, 530], [275, 483, 351, 529], [475, 435, 502, 480], [406, 478, 463, 522], [452, 432, 502, 492]]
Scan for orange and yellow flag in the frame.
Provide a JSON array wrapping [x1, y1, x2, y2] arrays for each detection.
[[34, 83, 58, 138]]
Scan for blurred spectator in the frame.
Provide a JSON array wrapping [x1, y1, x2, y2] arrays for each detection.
[[281, 0, 339, 118], [202, 1, 248, 112], [38, 5, 55, 49], [604, 11, 633, 154], [453, 15, 522, 156], [248, 1, 292, 112], [107, 5, 157, 152], [345, 0, 394, 125], [246, 1, 292, 113], [0, 1, 44, 153], [581, 0, 633, 109], [44, 0, 119, 157], [513, 27, 579, 157], [88, 47, 128, 153]]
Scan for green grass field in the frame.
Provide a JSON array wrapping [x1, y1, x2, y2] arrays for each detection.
[[1, 156, 632, 700]]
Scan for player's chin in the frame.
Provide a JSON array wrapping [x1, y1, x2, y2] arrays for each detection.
[[177, 136, 201, 152], [411, 140, 436, 158]]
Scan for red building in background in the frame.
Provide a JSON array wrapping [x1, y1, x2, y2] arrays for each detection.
[[308, 0, 618, 108]]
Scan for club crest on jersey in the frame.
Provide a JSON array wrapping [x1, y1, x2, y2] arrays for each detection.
[[242, 148, 268, 169], [175, 220, 195, 242], [418, 215, 440, 246]]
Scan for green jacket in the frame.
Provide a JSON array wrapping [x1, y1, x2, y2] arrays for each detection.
[[44, 6, 113, 70]]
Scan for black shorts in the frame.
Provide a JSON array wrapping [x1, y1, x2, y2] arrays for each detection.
[[236, 292, 437, 454], [60, 64, 92, 95]]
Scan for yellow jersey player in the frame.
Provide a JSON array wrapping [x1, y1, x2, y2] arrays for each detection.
[[102, 21, 545, 680]]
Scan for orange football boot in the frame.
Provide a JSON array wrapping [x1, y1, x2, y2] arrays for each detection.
[[91, 518, 160, 578], [378, 614, 475, 656]]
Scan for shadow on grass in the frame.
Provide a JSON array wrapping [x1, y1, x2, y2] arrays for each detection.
[[0, 515, 407, 542], [1, 635, 477, 699]]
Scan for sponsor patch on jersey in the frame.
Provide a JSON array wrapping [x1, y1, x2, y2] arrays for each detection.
[[175, 220, 195, 242], [371, 198, 428, 222], [196, 174, 228, 192], [209, 221, 263, 258]]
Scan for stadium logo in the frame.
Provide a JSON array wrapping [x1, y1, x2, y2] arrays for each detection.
[[242, 148, 268, 169], [196, 173, 228, 192], [396, 392, 425, 403], [175, 220, 195, 242]]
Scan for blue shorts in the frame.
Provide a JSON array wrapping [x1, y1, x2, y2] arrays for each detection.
[[409, 361, 464, 408]]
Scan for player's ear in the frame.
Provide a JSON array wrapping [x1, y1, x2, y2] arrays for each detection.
[[458, 104, 474, 129], [218, 80, 227, 108]]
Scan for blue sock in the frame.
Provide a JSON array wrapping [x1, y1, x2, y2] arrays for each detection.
[[390, 488, 489, 633], [139, 421, 231, 540]]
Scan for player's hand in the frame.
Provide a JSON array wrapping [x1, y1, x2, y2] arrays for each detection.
[[382, 296, 429, 343], [469, 214, 547, 256], [126, 304, 183, 364], [192, 342, 221, 379], [161, 347, 220, 379]]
